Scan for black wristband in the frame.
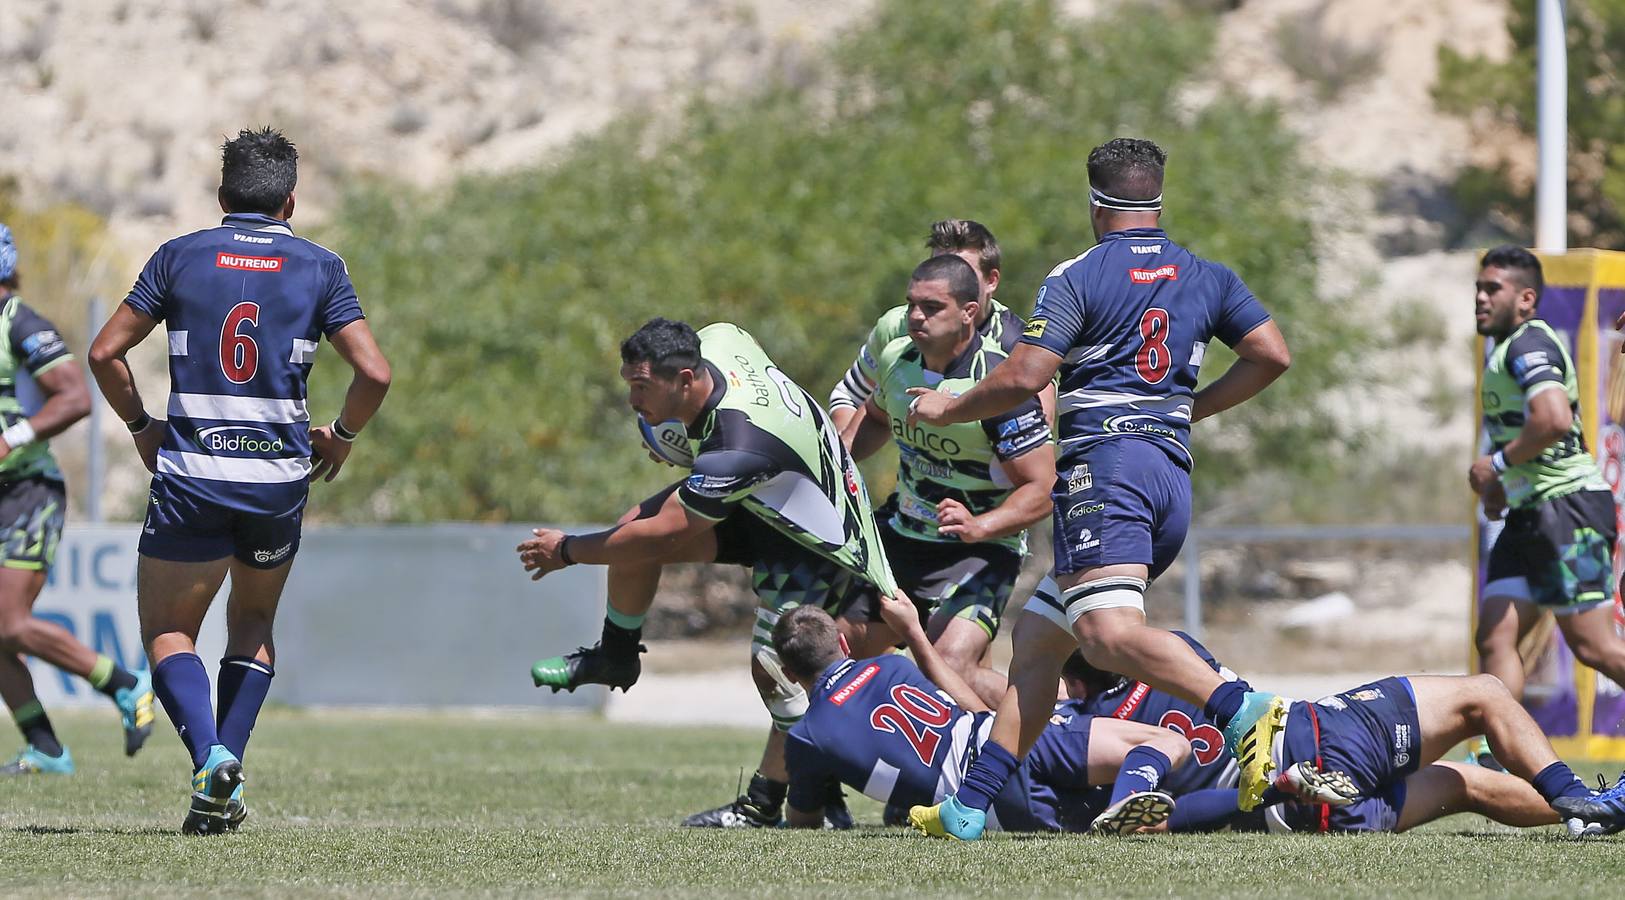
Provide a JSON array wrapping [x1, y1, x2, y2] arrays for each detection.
[[125, 412, 152, 434], [559, 535, 576, 566], [332, 418, 359, 442]]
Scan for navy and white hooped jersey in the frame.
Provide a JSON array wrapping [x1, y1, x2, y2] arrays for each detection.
[[124, 212, 364, 516], [1074, 632, 1239, 794], [784, 655, 986, 813], [1022, 227, 1271, 470]]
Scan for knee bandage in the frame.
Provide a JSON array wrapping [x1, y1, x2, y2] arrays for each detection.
[[754, 646, 809, 730], [1062, 576, 1149, 625]]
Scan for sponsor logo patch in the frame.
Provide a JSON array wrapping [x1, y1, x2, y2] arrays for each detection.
[[1393, 723, 1412, 767], [253, 541, 293, 564], [232, 233, 274, 244], [216, 252, 284, 271], [829, 663, 881, 706], [1347, 687, 1385, 703], [1024, 317, 1048, 338], [1067, 502, 1105, 519], [1066, 463, 1092, 494], [1129, 264, 1179, 284], [1129, 244, 1164, 254], [196, 425, 285, 455]]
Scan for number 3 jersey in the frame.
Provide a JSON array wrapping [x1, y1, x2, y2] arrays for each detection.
[[124, 212, 364, 515], [1023, 227, 1270, 470]]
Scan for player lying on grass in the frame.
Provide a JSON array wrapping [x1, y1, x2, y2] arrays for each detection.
[[772, 592, 1194, 834], [1047, 604, 1625, 836], [519, 318, 902, 828]]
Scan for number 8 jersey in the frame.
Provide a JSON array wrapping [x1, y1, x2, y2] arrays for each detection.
[[124, 212, 364, 515], [1023, 227, 1270, 470]]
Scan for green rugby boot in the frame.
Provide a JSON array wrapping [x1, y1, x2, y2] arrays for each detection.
[[0, 744, 74, 775], [531, 642, 645, 693]]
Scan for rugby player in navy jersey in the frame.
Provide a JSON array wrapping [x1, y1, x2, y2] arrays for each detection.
[[89, 128, 391, 834], [1054, 622, 1625, 836], [905, 137, 1299, 838], [774, 590, 1190, 834]]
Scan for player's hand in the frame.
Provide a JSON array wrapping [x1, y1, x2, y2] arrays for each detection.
[[518, 528, 570, 580], [1482, 480, 1508, 520], [309, 425, 353, 483], [132, 418, 166, 473], [935, 498, 988, 542], [876, 589, 923, 639], [1467, 455, 1499, 495], [647, 450, 675, 467], [905, 387, 954, 427]]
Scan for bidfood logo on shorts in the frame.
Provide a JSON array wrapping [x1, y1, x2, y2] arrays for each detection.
[[196, 425, 284, 455]]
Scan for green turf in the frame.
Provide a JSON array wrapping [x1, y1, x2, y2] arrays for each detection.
[[0, 709, 1621, 898]]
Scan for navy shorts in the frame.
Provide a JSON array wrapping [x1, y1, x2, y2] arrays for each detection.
[[991, 708, 1101, 833], [1283, 676, 1422, 799], [1052, 438, 1191, 579], [1273, 781, 1407, 833], [139, 476, 304, 569]]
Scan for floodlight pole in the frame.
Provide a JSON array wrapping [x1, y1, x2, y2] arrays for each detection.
[[1536, 0, 1568, 253]]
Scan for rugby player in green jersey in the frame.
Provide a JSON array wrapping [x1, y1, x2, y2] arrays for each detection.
[[848, 255, 1054, 704], [519, 318, 902, 827], [1470, 246, 1625, 714]]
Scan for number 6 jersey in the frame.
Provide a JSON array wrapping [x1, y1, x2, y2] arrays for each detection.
[[123, 212, 364, 515], [1023, 227, 1271, 470]]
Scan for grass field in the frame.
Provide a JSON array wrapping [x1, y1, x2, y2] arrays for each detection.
[[1, 709, 1622, 898]]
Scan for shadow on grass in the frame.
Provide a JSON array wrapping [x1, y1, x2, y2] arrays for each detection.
[[12, 824, 182, 836]]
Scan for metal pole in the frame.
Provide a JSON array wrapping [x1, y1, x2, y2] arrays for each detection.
[[85, 296, 104, 523], [1182, 531, 1202, 640], [1535, 0, 1568, 252]]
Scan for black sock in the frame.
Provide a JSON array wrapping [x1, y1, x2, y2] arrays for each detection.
[[97, 665, 138, 699], [746, 770, 788, 813], [14, 702, 62, 757], [600, 618, 643, 656]]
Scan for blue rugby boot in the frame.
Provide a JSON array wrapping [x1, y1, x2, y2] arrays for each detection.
[[223, 782, 249, 831], [0, 745, 74, 775], [114, 667, 156, 757], [1220, 691, 1288, 811], [909, 795, 985, 841], [1551, 772, 1625, 836], [181, 744, 245, 835]]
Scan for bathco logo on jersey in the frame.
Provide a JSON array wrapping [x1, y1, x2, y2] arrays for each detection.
[[196, 426, 285, 455], [1129, 265, 1179, 284], [216, 252, 284, 272]]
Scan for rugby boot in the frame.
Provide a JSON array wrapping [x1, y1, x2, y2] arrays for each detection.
[[909, 795, 986, 841], [1221, 691, 1289, 811], [1462, 736, 1503, 771], [531, 641, 644, 693], [1090, 790, 1175, 835], [1274, 761, 1360, 807], [682, 772, 785, 828], [114, 667, 156, 756], [223, 783, 249, 831], [1551, 772, 1625, 836], [181, 744, 245, 836], [823, 779, 854, 830], [0, 744, 74, 775]]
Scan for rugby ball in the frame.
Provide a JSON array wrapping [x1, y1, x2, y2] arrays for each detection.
[[639, 418, 695, 468]]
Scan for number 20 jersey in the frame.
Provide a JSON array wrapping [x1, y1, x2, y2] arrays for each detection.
[[1022, 227, 1270, 470], [124, 212, 364, 516]]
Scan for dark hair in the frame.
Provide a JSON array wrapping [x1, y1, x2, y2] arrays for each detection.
[[220, 127, 299, 215], [772, 605, 844, 680], [910, 254, 980, 307], [1060, 650, 1127, 697], [927, 218, 1001, 279], [621, 317, 702, 378], [1087, 137, 1167, 201], [1480, 244, 1544, 303]]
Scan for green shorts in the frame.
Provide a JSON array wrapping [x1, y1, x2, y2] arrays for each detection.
[[0, 477, 65, 571], [879, 518, 1020, 639], [1485, 488, 1617, 613]]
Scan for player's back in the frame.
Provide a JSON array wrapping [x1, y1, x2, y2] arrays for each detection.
[[786, 654, 982, 809], [125, 212, 363, 516], [1025, 227, 1270, 469]]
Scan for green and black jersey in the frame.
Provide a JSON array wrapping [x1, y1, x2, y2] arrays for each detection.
[[673, 323, 897, 595], [830, 299, 1024, 411], [869, 333, 1051, 553], [0, 297, 70, 481], [1481, 318, 1607, 509]]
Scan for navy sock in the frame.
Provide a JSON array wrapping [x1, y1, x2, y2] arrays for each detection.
[[152, 653, 219, 770], [1203, 679, 1253, 728], [1166, 789, 1242, 833], [216, 656, 274, 761], [956, 742, 1019, 813], [1532, 761, 1590, 804], [1110, 745, 1172, 806]]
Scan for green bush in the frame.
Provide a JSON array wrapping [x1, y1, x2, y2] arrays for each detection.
[[312, 0, 1375, 523]]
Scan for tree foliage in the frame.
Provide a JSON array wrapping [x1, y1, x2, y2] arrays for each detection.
[[312, 0, 1371, 523]]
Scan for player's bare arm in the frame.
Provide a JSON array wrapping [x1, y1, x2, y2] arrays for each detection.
[[1, 355, 91, 458], [1468, 387, 1569, 496], [87, 303, 164, 472], [310, 319, 392, 483], [1189, 320, 1291, 423], [845, 396, 894, 460], [935, 441, 1054, 543], [907, 342, 1061, 428], [875, 591, 990, 713], [518, 487, 714, 580]]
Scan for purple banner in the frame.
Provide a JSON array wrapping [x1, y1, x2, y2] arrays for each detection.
[[1592, 287, 1625, 737]]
